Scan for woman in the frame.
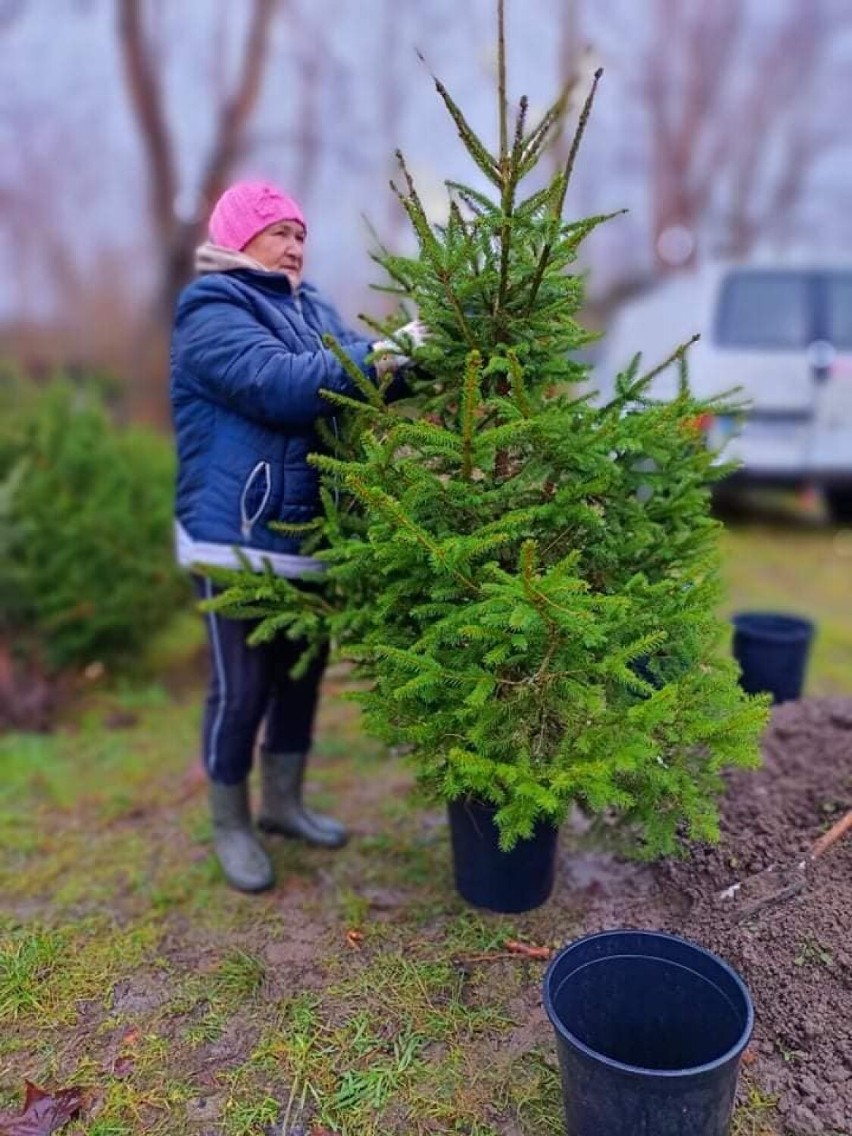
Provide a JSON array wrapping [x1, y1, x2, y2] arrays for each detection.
[[170, 180, 423, 892]]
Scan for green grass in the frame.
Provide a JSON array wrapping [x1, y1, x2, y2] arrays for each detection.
[[732, 1081, 781, 1136], [0, 926, 69, 1022], [211, 949, 267, 1003], [0, 684, 565, 1134], [721, 520, 852, 695], [3, 516, 847, 1134], [0, 920, 161, 1028]]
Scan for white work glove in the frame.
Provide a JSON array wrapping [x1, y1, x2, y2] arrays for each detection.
[[372, 319, 429, 376]]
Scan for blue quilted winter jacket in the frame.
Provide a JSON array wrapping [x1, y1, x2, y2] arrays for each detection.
[[170, 267, 377, 578]]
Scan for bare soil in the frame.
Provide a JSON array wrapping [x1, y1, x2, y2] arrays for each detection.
[[560, 696, 852, 1135]]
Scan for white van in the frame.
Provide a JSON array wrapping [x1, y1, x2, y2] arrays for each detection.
[[596, 263, 852, 522]]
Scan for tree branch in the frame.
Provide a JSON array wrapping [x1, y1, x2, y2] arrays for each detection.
[[117, 0, 176, 241], [199, 0, 279, 209]]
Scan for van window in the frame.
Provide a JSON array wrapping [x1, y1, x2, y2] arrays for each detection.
[[826, 274, 852, 350], [714, 271, 810, 350]]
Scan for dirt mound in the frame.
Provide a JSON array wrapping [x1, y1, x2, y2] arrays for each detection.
[[570, 697, 852, 1135]]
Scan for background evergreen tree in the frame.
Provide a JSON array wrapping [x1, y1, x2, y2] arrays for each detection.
[[206, 2, 768, 854]]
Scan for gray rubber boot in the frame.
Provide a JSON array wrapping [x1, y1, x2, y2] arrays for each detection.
[[209, 780, 274, 893], [257, 748, 348, 848]]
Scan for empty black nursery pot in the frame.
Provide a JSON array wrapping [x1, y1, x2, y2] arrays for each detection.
[[732, 611, 814, 704], [543, 930, 754, 1136], [447, 796, 558, 914]]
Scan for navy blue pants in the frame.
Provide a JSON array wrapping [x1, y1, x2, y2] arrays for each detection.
[[195, 578, 329, 785]]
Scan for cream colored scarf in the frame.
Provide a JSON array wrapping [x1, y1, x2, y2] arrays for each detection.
[[194, 242, 280, 276]]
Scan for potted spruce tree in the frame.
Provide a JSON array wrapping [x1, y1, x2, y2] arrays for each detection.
[[205, 7, 768, 913]]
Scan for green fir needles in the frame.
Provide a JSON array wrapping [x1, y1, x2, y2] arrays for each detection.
[[206, 4, 766, 853]]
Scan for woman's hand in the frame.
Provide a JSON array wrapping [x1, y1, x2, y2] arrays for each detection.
[[372, 319, 430, 375]]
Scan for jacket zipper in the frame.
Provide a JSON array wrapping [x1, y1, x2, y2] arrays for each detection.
[[239, 460, 272, 538]]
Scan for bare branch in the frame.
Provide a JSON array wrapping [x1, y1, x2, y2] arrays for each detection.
[[116, 0, 177, 241], [724, 0, 829, 255], [675, 1, 741, 173], [199, 0, 279, 210], [634, 0, 837, 270], [0, 0, 24, 29]]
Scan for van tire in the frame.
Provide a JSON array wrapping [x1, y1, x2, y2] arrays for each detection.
[[825, 488, 852, 525]]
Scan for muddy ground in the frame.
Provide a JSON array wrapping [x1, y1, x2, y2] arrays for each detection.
[[2, 678, 850, 1134]]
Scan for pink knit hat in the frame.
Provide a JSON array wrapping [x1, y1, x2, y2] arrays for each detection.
[[208, 181, 307, 250]]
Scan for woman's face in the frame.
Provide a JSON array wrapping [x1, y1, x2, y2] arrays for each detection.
[[243, 219, 306, 287]]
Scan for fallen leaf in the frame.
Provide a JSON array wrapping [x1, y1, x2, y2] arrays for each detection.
[[0, 1081, 84, 1136], [504, 938, 552, 960], [741, 1046, 757, 1066], [345, 929, 364, 949]]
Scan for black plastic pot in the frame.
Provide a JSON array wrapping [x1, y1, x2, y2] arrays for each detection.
[[732, 611, 814, 704], [543, 930, 754, 1136], [446, 796, 558, 913]]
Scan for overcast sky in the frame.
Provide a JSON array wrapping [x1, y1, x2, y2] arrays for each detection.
[[2, 0, 851, 327]]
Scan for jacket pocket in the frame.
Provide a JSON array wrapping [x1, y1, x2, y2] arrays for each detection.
[[239, 460, 272, 538]]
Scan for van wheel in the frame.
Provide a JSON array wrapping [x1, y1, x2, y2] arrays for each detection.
[[825, 488, 852, 525]]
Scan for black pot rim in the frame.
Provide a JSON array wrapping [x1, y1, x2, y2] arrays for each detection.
[[732, 611, 814, 642], [542, 929, 754, 1080]]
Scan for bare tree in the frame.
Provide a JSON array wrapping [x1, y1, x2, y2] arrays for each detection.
[[246, 0, 368, 202], [721, 2, 842, 257], [635, 0, 842, 272], [0, 0, 23, 28], [542, 0, 587, 176], [117, 0, 280, 324], [0, 84, 128, 371], [641, 0, 734, 269], [287, 2, 326, 203]]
